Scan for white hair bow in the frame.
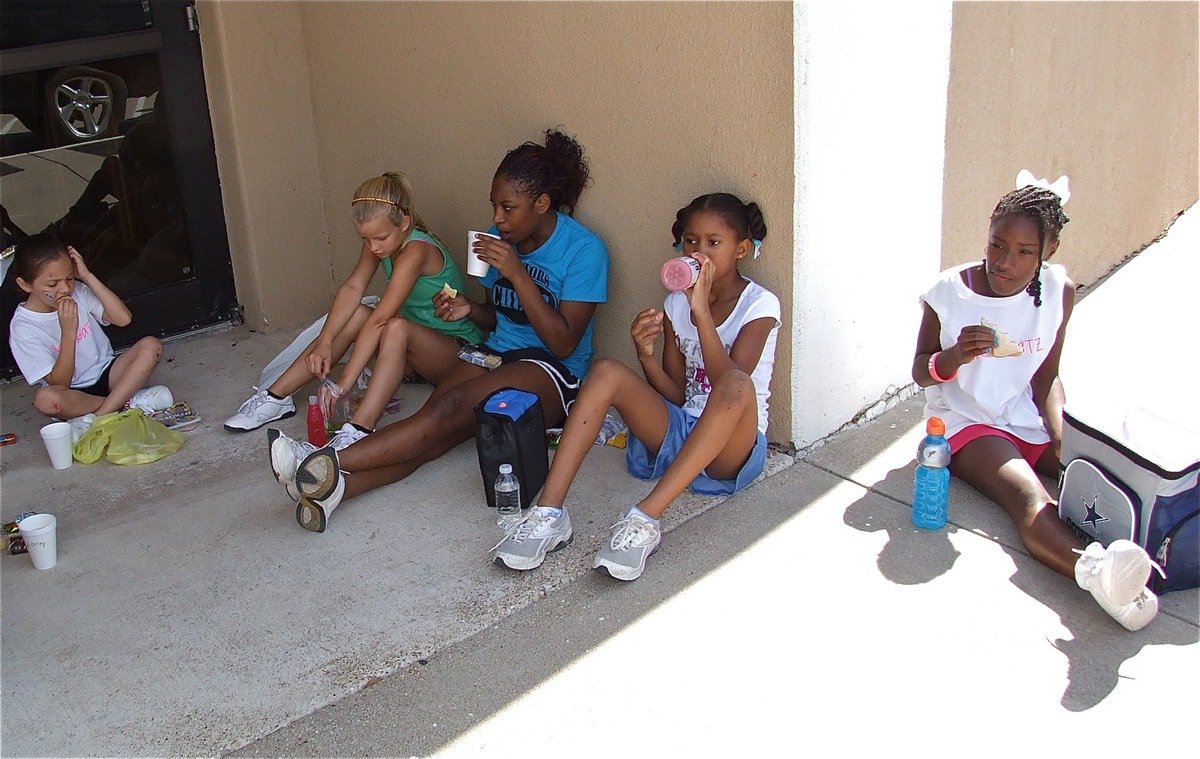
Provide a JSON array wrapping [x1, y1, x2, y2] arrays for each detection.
[[1015, 169, 1070, 206]]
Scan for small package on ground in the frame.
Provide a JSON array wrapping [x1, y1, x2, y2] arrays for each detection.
[[1059, 408, 1199, 593], [475, 388, 548, 510]]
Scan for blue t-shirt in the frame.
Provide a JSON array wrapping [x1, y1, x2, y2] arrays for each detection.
[[480, 212, 608, 379]]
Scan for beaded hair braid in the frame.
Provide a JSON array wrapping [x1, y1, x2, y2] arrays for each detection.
[[988, 185, 1069, 307]]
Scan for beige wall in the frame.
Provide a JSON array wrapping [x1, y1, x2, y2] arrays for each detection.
[[942, 2, 1199, 286], [196, 0, 331, 331], [200, 1, 795, 439]]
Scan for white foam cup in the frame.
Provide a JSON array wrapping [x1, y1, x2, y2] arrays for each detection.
[[18, 513, 57, 570], [466, 231, 500, 277], [39, 422, 73, 469]]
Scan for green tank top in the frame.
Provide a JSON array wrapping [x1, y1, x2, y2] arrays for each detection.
[[384, 229, 483, 344]]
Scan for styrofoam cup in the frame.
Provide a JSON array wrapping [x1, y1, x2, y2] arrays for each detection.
[[39, 422, 73, 469], [466, 231, 500, 277], [18, 513, 57, 570]]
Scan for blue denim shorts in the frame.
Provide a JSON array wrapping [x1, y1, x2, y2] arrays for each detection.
[[625, 398, 768, 496]]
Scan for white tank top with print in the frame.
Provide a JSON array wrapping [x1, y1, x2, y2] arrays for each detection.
[[920, 262, 1068, 443]]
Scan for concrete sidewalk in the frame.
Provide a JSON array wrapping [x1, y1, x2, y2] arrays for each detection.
[[2, 208, 1198, 756]]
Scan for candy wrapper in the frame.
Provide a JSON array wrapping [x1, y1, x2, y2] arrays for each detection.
[[4, 511, 37, 555]]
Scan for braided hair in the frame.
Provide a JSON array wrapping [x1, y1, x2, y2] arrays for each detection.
[[671, 193, 768, 249], [495, 129, 591, 216], [988, 185, 1069, 307]]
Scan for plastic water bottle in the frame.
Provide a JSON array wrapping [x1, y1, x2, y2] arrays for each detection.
[[912, 416, 951, 529], [306, 395, 326, 447], [495, 464, 522, 527]]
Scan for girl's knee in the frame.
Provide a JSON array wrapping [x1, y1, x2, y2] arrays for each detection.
[[381, 316, 411, 343], [709, 370, 754, 405], [426, 386, 473, 427], [582, 357, 633, 388], [33, 387, 65, 417], [136, 336, 164, 360]]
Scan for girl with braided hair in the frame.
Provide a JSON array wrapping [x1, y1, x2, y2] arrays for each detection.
[[913, 173, 1159, 631], [268, 129, 610, 532], [492, 192, 780, 581], [224, 172, 481, 437]]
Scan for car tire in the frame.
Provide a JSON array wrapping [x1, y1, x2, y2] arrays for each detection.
[[44, 66, 128, 145]]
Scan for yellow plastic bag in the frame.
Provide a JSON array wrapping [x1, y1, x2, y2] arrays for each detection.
[[72, 409, 184, 465]]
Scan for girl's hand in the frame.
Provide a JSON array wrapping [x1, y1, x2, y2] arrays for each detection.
[[56, 294, 78, 335], [67, 246, 93, 282], [687, 254, 714, 314], [473, 236, 523, 282], [306, 342, 333, 379], [318, 379, 345, 419], [951, 325, 997, 364], [630, 308, 664, 358], [433, 290, 471, 322]]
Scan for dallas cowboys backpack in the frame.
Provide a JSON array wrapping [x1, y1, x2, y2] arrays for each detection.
[[1058, 409, 1199, 593]]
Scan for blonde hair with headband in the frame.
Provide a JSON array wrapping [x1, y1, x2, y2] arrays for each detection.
[[351, 172, 432, 235]]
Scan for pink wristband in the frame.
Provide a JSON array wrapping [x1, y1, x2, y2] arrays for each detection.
[[928, 351, 957, 383]]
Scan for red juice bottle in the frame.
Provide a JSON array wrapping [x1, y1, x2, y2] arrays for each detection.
[[306, 395, 327, 447]]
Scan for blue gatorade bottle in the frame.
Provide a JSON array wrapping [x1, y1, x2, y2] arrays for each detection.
[[912, 416, 951, 529]]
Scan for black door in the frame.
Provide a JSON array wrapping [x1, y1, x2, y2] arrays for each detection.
[[0, 0, 237, 380]]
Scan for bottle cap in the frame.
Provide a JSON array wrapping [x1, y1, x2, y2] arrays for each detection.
[[499, 464, 512, 474], [926, 417, 946, 436], [309, 395, 318, 405]]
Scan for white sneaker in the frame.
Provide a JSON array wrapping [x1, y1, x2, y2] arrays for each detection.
[[225, 388, 296, 432], [1075, 540, 1162, 631], [68, 413, 96, 443], [1074, 540, 1155, 607], [327, 422, 368, 451], [267, 428, 314, 501], [593, 510, 662, 581], [1093, 587, 1159, 632], [491, 506, 573, 570], [128, 385, 174, 414]]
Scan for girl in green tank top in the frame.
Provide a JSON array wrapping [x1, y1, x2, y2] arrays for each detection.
[[224, 172, 480, 438]]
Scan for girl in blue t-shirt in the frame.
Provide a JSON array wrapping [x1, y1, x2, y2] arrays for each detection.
[[268, 129, 610, 532]]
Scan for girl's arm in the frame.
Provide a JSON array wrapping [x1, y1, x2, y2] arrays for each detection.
[[632, 308, 684, 405], [911, 303, 995, 386], [70, 247, 130, 327], [474, 235, 595, 358], [43, 297, 80, 387], [307, 243, 380, 378], [1031, 280, 1076, 458], [329, 239, 435, 393]]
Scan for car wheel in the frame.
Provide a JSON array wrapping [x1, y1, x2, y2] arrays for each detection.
[[44, 66, 128, 144]]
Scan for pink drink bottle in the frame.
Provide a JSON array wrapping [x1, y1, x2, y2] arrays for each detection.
[[660, 257, 702, 291]]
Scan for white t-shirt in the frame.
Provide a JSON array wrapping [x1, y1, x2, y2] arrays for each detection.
[[664, 278, 781, 434], [9, 282, 114, 387], [919, 262, 1068, 443]]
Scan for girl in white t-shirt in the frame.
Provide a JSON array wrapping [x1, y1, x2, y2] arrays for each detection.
[[913, 178, 1159, 631], [8, 233, 169, 432], [493, 192, 781, 581]]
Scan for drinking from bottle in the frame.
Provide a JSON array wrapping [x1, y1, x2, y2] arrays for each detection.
[[660, 256, 701, 291]]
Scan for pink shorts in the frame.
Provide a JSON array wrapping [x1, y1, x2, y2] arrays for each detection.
[[948, 424, 1050, 469]]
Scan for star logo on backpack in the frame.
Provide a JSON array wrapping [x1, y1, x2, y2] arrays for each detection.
[[1082, 495, 1109, 529]]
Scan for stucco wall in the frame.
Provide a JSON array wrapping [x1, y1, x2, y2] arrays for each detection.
[[202, 0, 795, 440], [791, 2, 954, 449], [942, 1, 1199, 285]]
